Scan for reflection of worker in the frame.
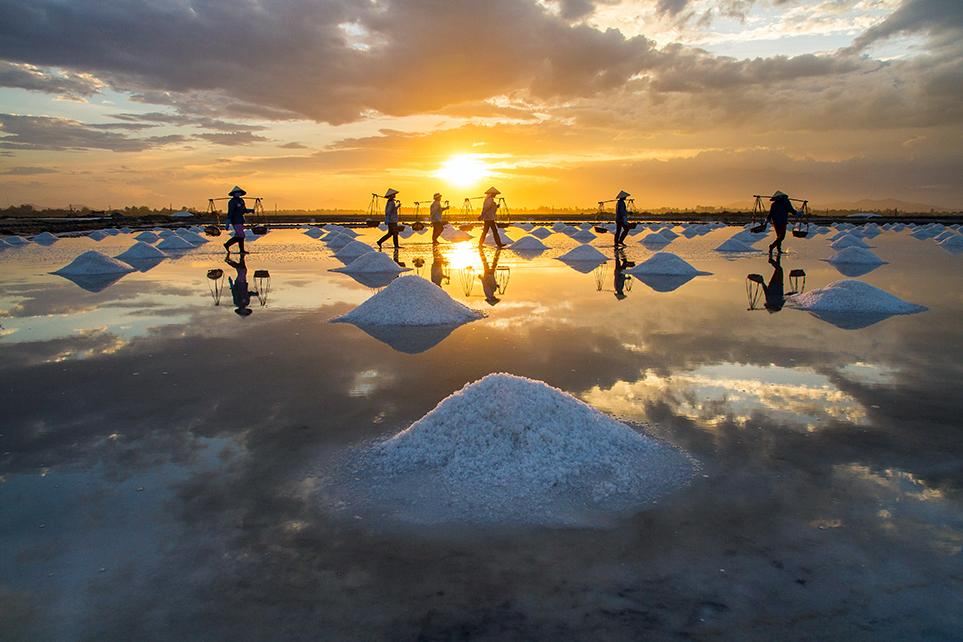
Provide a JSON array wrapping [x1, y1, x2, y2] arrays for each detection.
[[479, 248, 501, 305], [614, 249, 630, 300], [478, 187, 504, 248], [766, 190, 797, 256], [614, 190, 630, 247], [225, 255, 253, 316], [430, 193, 449, 245], [762, 253, 785, 312], [430, 245, 448, 287], [224, 185, 254, 255], [377, 188, 401, 250]]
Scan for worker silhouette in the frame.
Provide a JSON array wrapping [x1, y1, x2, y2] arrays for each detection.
[[614, 190, 631, 247], [766, 190, 797, 255], [430, 245, 448, 287], [478, 187, 504, 248], [762, 253, 785, 312], [614, 249, 632, 299], [377, 188, 401, 250], [479, 248, 501, 305], [430, 193, 449, 244], [225, 255, 253, 316], [223, 185, 254, 255]]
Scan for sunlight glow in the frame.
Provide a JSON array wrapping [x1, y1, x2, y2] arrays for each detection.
[[436, 154, 489, 188]]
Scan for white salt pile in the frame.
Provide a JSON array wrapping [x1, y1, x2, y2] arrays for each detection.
[[658, 228, 679, 240], [54, 250, 135, 276], [441, 226, 473, 242], [938, 235, 963, 253], [334, 239, 376, 260], [530, 227, 553, 239], [570, 229, 597, 242], [715, 238, 757, 253], [788, 280, 925, 315], [398, 226, 415, 238], [933, 230, 957, 243], [346, 373, 697, 526], [510, 236, 548, 251], [324, 233, 352, 250], [828, 247, 885, 265], [331, 251, 410, 275], [156, 235, 195, 251], [32, 232, 59, 244], [514, 223, 534, 231], [627, 252, 707, 276], [557, 244, 607, 263], [831, 235, 870, 250], [3, 235, 30, 245], [640, 232, 672, 246], [116, 241, 167, 262], [304, 227, 324, 238], [334, 275, 483, 326], [88, 230, 108, 241], [0, 238, 9, 249], [135, 231, 159, 243], [178, 231, 209, 245]]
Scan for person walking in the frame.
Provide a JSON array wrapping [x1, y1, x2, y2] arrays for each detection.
[[223, 185, 254, 255], [478, 187, 504, 248], [766, 190, 797, 255], [377, 188, 401, 250], [430, 193, 449, 244], [614, 190, 631, 247]]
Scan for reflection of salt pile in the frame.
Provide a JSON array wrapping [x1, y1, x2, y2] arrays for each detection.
[[54, 251, 135, 275], [510, 236, 548, 251], [627, 252, 707, 276], [116, 241, 167, 262], [788, 279, 925, 326], [334, 275, 483, 326], [355, 373, 697, 526], [715, 237, 757, 253], [331, 251, 410, 275], [828, 247, 885, 265]]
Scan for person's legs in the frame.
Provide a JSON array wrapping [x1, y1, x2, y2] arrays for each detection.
[[769, 224, 786, 254], [391, 223, 400, 248], [478, 222, 489, 247], [491, 222, 503, 247], [224, 236, 237, 252], [432, 222, 443, 244], [377, 227, 392, 249]]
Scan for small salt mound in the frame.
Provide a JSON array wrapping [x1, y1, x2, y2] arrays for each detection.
[[578, 223, 593, 230], [3, 235, 29, 245], [378, 223, 388, 231], [440, 227, 473, 242], [510, 236, 548, 251], [178, 231, 209, 245], [558, 224, 579, 236], [627, 252, 707, 276], [514, 223, 534, 231], [398, 226, 415, 238], [86, 230, 107, 241], [304, 227, 324, 238], [831, 235, 870, 250], [326, 234, 353, 250], [640, 232, 672, 246], [335, 240, 376, 260], [334, 275, 483, 326], [135, 231, 159, 243], [116, 241, 167, 262], [352, 373, 696, 526], [557, 244, 607, 263], [788, 280, 925, 315], [105, 228, 121, 236], [0, 238, 9, 249], [938, 235, 963, 253], [331, 251, 410, 275], [658, 228, 679, 240], [570, 229, 597, 242], [32, 232, 59, 245], [530, 227, 553, 239], [933, 230, 957, 243], [483, 230, 514, 247], [552, 222, 569, 232], [332, 226, 359, 238], [157, 235, 195, 251], [912, 228, 940, 240], [715, 238, 758, 253], [828, 247, 885, 265], [54, 250, 135, 276]]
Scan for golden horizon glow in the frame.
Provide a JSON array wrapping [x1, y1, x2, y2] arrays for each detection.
[[435, 154, 490, 189]]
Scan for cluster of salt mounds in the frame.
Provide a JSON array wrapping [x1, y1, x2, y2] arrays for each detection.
[[627, 252, 708, 276], [334, 275, 483, 326], [787, 280, 926, 329], [4, 235, 30, 246], [344, 374, 697, 527], [331, 251, 410, 275]]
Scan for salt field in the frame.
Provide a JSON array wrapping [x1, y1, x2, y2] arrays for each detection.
[[1, 224, 962, 639]]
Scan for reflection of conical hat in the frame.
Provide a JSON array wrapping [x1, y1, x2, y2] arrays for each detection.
[[770, 190, 788, 200], [229, 185, 246, 196], [617, 190, 630, 199], [485, 187, 501, 195], [384, 188, 399, 198]]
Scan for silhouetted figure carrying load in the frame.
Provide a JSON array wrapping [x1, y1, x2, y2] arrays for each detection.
[[377, 188, 401, 250], [477, 187, 504, 248], [430, 193, 449, 245], [615, 190, 631, 247], [223, 185, 254, 255], [765, 190, 797, 256]]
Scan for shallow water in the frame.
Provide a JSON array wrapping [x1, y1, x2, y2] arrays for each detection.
[[1, 226, 961, 640]]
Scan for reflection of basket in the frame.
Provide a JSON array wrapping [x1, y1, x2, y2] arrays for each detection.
[[594, 226, 608, 234], [207, 269, 224, 279], [411, 221, 426, 231], [204, 225, 222, 237], [459, 224, 474, 232], [750, 224, 766, 234], [250, 224, 268, 235]]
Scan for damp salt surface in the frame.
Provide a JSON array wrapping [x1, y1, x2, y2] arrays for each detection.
[[334, 275, 483, 326], [336, 374, 697, 527]]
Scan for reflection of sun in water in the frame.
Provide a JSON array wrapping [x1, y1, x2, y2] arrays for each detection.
[[436, 154, 489, 188], [446, 244, 482, 270]]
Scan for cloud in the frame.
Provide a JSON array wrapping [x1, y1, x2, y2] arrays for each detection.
[[850, 0, 963, 51], [0, 61, 103, 98], [195, 131, 270, 146], [278, 142, 308, 149], [109, 112, 268, 132], [0, 166, 57, 175], [0, 114, 189, 151]]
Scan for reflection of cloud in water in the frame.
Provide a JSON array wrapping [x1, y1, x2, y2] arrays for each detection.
[[584, 363, 868, 431], [838, 362, 899, 386], [122, 257, 166, 273]]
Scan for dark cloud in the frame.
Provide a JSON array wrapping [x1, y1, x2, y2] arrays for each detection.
[[110, 112, 268, 132], [0, 165, 57, 175], [850, 0, 963, 51], [278, 141, 308, 149], [0, 61, 102, 98], [195, 131, 270, 146], [0, 114, 190, 151]]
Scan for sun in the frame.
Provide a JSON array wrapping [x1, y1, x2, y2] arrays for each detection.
[[435, 154, 489, 188]]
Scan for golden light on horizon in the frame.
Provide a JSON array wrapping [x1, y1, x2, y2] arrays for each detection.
[[435, 154, 489, 189]]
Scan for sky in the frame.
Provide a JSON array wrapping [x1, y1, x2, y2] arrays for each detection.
[[0, 0, 960, 211]]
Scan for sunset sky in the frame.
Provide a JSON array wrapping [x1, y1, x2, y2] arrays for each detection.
[[0, 0, 960, 211]]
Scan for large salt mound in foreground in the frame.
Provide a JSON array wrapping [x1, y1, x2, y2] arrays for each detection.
[[788, 279, 925, 321], [346, 374, 697, 526], [627, 252, 708, 276], [54, 251, 135, 276], [334, 275, 483, 326], [331, 251, 410, 275]]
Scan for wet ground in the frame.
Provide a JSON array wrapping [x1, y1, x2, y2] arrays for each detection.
[[1, 226, 961, 641]]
